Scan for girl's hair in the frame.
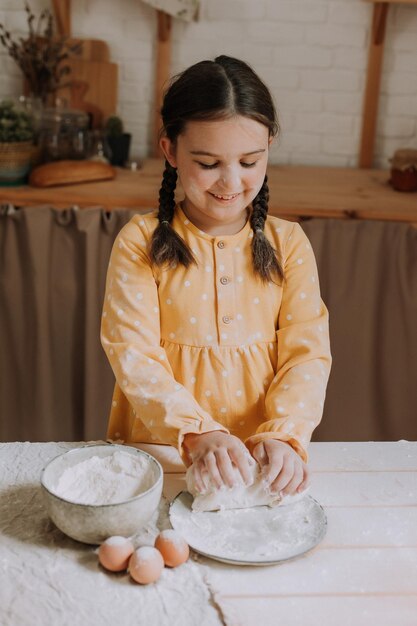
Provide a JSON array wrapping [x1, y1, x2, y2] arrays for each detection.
[[150, 55, 283, 282]]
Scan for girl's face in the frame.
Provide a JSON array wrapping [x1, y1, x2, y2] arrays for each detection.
[[160, 115, 271, 235]]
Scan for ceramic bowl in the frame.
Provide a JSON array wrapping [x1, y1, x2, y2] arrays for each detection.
[[40, 443, 163, 545]]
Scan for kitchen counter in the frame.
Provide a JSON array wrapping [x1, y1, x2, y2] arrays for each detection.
[[1, 159, 416, 223], [1, 441, 416, 625]]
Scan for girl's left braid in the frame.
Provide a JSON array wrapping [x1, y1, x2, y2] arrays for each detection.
[[158, 161, 177, 224], [250, 175, 269, 233], [250, 176, 284, 282]]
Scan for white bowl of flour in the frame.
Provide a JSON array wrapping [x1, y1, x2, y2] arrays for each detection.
[[40, 444, 163, 544]]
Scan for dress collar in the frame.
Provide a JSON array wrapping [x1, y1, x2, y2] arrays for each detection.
[[174, 203, 253, 242]]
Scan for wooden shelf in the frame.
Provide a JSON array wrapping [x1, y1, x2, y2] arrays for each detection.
[[1, 159, 416, 224]]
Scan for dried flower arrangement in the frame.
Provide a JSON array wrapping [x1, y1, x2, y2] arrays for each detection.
[[0, 2, 82, 104]]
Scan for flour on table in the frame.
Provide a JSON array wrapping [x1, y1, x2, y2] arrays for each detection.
[[52, 450, 155, 505], [186, 461, 307, 512]]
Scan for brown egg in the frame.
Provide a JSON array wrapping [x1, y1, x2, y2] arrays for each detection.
[[98, 536, 134, 572], [128, 546, 164, 584], [154, 529, 190, 567]]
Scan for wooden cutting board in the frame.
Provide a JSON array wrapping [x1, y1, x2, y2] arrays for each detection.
[[55, 38, 118, 128], [57, 58, 118, 128], [70, 38, 110, 62]]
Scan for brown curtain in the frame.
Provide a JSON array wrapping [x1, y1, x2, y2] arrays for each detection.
[[301, 218, 417, 442], [0, 205, 143, 442], [1, 206, 416, 442]]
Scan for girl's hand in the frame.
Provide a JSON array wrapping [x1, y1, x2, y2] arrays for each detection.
[[252, 439, 309, 496], [183, 431, 255, 493]]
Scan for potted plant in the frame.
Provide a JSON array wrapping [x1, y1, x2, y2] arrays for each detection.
[[104, 115, 132, 167], [0, 99, 36, 185]]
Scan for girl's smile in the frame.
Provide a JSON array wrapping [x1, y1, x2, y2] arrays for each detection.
[[209, 193, 240, 202], [160, 116, 271, 235]]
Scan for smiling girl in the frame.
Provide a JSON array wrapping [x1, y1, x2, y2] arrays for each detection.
[[101, 55, 331, 498]]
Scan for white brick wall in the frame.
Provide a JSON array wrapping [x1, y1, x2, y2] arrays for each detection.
[[0, 0, 416, 167]]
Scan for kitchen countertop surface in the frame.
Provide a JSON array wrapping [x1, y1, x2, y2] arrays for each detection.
[[1, 440, 416, 626], [1, 160, 417, 223]]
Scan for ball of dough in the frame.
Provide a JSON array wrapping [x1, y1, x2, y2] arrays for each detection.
[[186, 462, 307, 512]]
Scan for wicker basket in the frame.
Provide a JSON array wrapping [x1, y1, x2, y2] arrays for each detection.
[[0, 141, 36, 185]]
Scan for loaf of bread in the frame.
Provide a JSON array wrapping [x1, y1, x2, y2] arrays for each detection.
[[29, 160, 116, 187]]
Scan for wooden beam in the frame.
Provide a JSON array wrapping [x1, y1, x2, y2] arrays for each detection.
[[359, 0, 417, 166], [51, 0, 71, 37], [152, 10, 172, 158], [359, 2, 389, 168]]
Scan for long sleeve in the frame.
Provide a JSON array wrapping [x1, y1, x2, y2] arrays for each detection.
[[245, 222, 332, 462], [100, 217, 228, 464]]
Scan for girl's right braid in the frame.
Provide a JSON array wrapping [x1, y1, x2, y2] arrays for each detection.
[[150, 161, 196, 268]]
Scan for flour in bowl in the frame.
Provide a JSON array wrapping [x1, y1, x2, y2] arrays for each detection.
[[52, 450, 156, 505]]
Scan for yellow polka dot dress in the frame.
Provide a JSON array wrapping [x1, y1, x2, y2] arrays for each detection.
[[101, 205, 331, 465]]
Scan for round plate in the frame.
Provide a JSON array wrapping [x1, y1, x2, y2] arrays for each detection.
[[169, 491, 327, 566]]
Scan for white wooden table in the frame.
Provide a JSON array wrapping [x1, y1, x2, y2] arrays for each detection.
[[158, 440, 417, 626], [1, 441, 416, 626]]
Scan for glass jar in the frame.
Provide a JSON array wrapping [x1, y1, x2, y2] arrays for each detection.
[[389, 149, 417, 193], [88, 129, 112, 164], [38, 108, 90, 163]]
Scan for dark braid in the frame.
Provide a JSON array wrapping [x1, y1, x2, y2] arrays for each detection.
[[250, 176, 284, 283], [149, 161, 196, 268]]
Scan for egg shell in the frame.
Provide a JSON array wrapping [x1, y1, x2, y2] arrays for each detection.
[[154, 529, 190, 567], [129, 546, 164, 584], [98, 536, 135, 572]]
